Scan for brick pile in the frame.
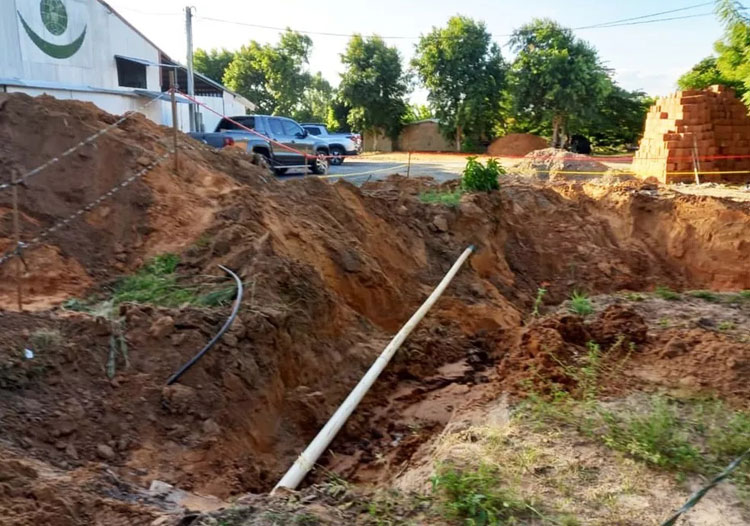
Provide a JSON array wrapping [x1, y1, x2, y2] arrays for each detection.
[[632, 85, 750, 183]]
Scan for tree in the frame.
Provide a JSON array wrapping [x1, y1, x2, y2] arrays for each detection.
[[325, 93, 352, 132], [193, 48, 235, 84], [402, 104, 433, 124], [222, 30, 315, 116], [509, 19, 609, 147], [292, 72, 333, 123], [677, 57, 742, 92], [339, 35, 409, 141], [412, 16, 507, 151], [571, 84, 653, 148]]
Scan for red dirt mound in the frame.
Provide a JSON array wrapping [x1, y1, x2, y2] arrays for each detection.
[[1, 94, 750, 523], [0, 93, 262, 310], [487, 133, 548, 157]]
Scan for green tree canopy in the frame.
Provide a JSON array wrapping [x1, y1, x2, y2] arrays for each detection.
[[402, 104, 433, 124], [222, 30, 318, 116], [193, 48, 235, 84], [677, 56, 743, 93], [570, 84, 653, 148], [412, 16, 507, 151], [339, 35, 409, 139], [508, 19, 609, 147], [293, 72, 333, 123]]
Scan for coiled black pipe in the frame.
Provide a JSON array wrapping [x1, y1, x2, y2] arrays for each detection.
[[166, 265, 244, 385]]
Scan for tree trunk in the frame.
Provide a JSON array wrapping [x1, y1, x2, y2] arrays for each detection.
[[551, 116, 562, 149], [455, 125, 462, 152]]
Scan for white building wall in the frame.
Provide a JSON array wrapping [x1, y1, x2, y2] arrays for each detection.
[[1, 0, 252, 133], [2, 0, 161, 91]]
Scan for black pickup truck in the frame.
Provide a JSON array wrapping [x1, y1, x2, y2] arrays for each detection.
[[189, 115, 330, 175]]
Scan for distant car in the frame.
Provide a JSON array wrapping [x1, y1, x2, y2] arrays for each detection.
[[301, 124, 361, 165], [189, 115, 330, 175]]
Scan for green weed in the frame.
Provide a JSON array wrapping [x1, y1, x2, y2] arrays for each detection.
[[623, 292, 645, 302], [196, 286, 238, 307], [655, 285, 680, 301], [568, 291, 594, 317], [531, 287, 547, 318], [718, 320, 736, 331], [112, 254, 197, 307], [419, 189, 463, 207], [461, 157, 503, 192], [431, 463, 527, 525], [687, 290, 720, 302]]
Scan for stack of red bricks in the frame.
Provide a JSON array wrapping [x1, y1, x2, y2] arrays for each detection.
[[632, 85, 750, 183]]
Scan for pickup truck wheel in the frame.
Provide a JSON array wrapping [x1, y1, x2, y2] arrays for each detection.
[[310, 153, 329, 175], [330, 146, 345, 166]]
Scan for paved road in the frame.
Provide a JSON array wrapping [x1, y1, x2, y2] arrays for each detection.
[[280, 156, 466, 185]]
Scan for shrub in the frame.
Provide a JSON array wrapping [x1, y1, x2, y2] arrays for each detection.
[[461, 156, 503, 192], [568, 291, 594, 316]]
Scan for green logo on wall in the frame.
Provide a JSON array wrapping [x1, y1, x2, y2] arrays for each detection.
[[18, 0, 87, 59]]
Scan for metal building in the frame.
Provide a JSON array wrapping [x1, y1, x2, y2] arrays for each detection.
[[0, 0, 254, 131]]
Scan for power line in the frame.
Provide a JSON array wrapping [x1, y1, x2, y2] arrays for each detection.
[[573, 1, 713, 30], [195, 5, 715, 40]]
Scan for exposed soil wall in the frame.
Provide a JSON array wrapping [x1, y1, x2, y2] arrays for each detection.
[[1, 94, 749, 524]]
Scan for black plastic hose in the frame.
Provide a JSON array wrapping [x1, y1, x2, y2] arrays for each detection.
[[166, 265, 244, 385]]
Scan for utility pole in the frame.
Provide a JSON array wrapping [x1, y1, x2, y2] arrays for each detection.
[[185, 6, 196, 132]]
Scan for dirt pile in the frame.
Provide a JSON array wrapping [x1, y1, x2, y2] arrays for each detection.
[[0, 92, 262, 310], [1, 94, 750, 524], [486, 133, 548, 157], [514, 147, 610, 181]]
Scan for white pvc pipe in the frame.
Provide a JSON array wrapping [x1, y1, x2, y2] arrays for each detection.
[[273, 245, 475, 492]]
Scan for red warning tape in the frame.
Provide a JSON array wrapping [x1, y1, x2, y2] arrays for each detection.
[[175, 90, 750, 164]]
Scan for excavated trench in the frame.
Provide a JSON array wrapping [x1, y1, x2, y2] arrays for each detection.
[[1, 94, 750, 525]]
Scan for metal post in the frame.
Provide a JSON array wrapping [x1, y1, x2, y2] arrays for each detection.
[[185, 6, 196, 132], [11, 177, 22, 311], [406, 151, 411, 177], [169, 70, 179, 174], [692, 134, 701, 185]]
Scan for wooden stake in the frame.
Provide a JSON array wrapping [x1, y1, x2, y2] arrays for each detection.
[[11, 177, 22, 311], [169, 70, 179, 174], [692, 134, 701, 185], [406, 151, 412, 178]]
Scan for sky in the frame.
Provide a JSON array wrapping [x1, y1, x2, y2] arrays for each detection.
[[106, 0, 724, 102]]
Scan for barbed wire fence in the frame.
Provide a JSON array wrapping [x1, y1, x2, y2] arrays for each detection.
[[0, 91, 172, 310]]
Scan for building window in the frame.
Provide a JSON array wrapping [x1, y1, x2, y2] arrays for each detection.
[[115, 57, 147, 89]]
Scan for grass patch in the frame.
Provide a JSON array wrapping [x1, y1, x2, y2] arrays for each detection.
[[521, 390, 750, 495], [655, 285, 680, 301], [431, 463, 529, 525], [623, 292, 645, 302], [687, 290, 720, 302], [718, 320, 736, 331], [568, 291, 594, 317], [419, 189, 463, 207], [599, 397, 701, 471]]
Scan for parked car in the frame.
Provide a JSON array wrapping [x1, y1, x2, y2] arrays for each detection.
[[189, 115, 330, 175], [300, 123, 361, 165]]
